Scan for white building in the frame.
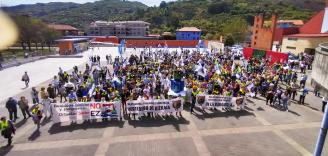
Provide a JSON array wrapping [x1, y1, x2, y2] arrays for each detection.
[[88, 21, 150, 37]]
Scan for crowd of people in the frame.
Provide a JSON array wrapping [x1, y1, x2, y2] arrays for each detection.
[[1, 47, 319, 147]]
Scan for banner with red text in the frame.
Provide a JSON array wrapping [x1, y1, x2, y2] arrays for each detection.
[[51, 102, 121, 123], [126, 98, 184, 114]]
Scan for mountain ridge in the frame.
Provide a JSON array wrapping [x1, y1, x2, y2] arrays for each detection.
[[2, 0, 325, 39]]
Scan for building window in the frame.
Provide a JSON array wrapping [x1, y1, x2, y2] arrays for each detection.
[[255, 36, 257, 39], [255, 30, 258, 34], [288, 38, 298, 41], [254, 42, 257, 45], [286, 46, 296, 49]]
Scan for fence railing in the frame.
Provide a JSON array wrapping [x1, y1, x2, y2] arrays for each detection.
[[319, 43, 328, 53]]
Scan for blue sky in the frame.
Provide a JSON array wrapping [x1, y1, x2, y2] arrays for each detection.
[[1, 0, 176, 7]]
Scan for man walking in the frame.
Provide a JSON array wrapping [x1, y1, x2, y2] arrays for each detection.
[[0, 116, 16, 146], [30, 87, 39, 104], [299, 86, 309, 105], [22, 71, 30, 87], [6, 97, 18, 122], [18, 96, 32, 119]]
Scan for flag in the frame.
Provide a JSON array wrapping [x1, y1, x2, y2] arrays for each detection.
[[231, 61, 235, 72], [247, 83, 254, 92], [118, 40, 125, 56], [252, 49, 266, 59]]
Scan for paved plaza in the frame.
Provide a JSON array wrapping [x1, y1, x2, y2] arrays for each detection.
[[0, 48, 327, 156]]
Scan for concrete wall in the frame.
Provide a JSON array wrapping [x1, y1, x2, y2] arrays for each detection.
[[281, 37, 328, 54], [311, 45, 328, 97]]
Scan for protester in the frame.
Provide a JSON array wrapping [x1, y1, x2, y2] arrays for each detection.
[[22, 71, 30, 87], [266, 88, 274, 106], [52, 76, 60, 96], [299, 86, 309, 105], [47, 84, 56, 99], [0, 116, 16, 146], [58, 84, 67, 103], [18, 96, 32, 119], [5, 97, 18, 122], [40, 87, 48, 101], [281, 92, 289, 111], [42, 95, 52, 118], [30, 104, 43, 130], [31, 87, 40, 104]]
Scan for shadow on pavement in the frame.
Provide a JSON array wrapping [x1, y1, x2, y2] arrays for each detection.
[[28, 129, 41, 141], [288, 110, 301, 116], [48, 120, 124, 134], [193, 109, 255, 120], [244, 106, 254, 111], [15, 118, 28, 129], [302, 103, 321, 112], [256, 107, 265, 111], [41, 117, 52, 126], [127, 115, 189, 132], [0, 145, 13, 156]]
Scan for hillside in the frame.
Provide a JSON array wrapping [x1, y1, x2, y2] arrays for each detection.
[[3, 0, 148, 29], [2, 0, 325, 40]]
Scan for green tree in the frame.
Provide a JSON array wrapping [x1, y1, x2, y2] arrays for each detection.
[[222, 17, 249, 43], [207, 2, 231, 14], [11, 15, 61, 52], [224, 35, 235, 47]]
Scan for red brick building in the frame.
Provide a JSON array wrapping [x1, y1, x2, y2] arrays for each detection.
[[251, 14, 278, 51]]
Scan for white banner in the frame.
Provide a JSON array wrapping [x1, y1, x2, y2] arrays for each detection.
[[196, 95, 245, 109], [126, 98, 184, 114], [51, 102, 121, 123]]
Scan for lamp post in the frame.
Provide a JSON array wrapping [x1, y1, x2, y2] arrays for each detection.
[[314, 105, 328, 156]]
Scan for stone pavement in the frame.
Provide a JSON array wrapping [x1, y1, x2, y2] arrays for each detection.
[[0, 90, 327, 156], [0, 50, 327, 155]]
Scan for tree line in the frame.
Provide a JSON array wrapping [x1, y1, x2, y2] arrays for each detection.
[[10, 14, 61, 52]]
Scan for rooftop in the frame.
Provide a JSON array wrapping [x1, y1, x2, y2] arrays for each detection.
[[286, 33, 328, 38], [162, 32, 173, 36], [56, 38, 89, 42], [93, 21, 150, 25], [277, 20, 304, 26], [299, 9, 327, 34], [148, 34, 161, 37], [48, 24, 78, 31], [177, 27, 201, 32]]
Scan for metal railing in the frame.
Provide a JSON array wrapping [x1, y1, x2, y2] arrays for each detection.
[[319, 43, 328, 52]]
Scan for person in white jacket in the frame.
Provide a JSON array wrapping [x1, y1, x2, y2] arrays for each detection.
[[42, 96, 52, 118]]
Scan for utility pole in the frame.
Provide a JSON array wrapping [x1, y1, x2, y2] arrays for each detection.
[[314, 105, 328, 156]]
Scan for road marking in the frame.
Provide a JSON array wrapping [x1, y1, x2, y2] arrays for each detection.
[[273, 130, 312, 156], [184, 112, 212, 156], [94, 127, 116, 156], [253, 110, 313, 156]]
